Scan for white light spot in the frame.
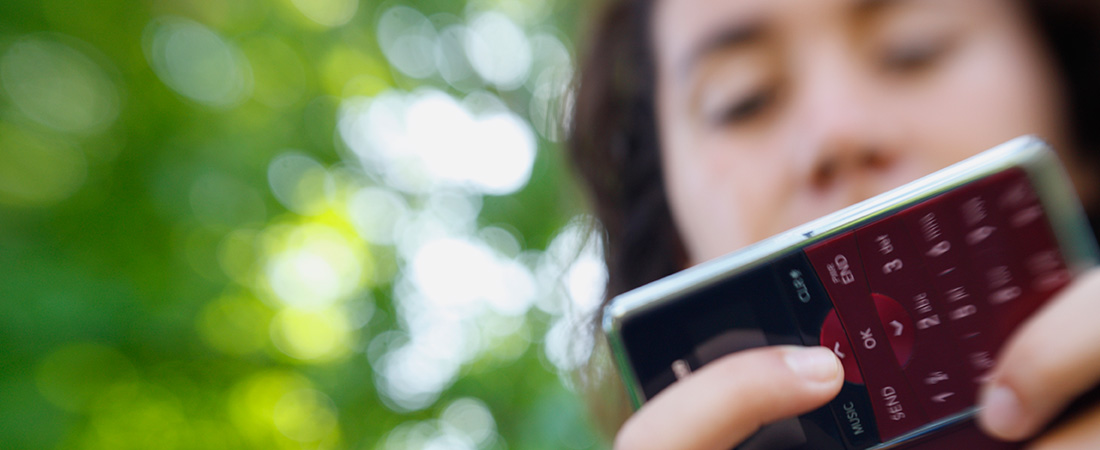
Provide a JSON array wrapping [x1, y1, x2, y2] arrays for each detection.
[[268, 251, 342, 307], [347, 186, 408, 245], [267, 152, 328, 216], [409, 237, 534, 316], [471, 112, 537, 195], [545, 317, 593, 372], [143, 17, 252, 108], [434, 25, 476, 89], [426, 190, 481, 233], [424, 434, 476, 450], [375, 343, 459, 412], [478, 226, 521, 259], [525, 33, 572, 92], [464, 12, 531, 90], [338, 89, 536, 195], [527, 34, 574, 142], [377, 6, 437, 79], [540, 217, 605, 372], [565, 248, 607, 314], [264, 225, 363, 310], [441, 398, 496, 447], [411, 238, 495, 310], [382, 421, 436, 450], [544, 217, 607, 313]]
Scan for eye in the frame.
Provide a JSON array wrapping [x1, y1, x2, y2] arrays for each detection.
[[710, 87, 775, 126], [879, 37, 952, 73]]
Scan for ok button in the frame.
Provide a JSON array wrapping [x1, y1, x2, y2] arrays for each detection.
[[859, 328, 877, 350]]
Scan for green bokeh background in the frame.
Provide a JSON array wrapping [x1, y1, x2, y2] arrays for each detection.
[[0, 0, 609, 448]]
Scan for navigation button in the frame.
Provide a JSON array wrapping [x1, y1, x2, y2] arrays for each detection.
[[820, 309, 862, 385], [872, 294, 914, 367]]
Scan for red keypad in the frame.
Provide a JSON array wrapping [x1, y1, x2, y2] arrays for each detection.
[[901, 192, 1003, 385], [856, 215, 974, 419], [986, 170, 1072, 332], [803, 168, 1074, 443], [806, 234, 927, 440]]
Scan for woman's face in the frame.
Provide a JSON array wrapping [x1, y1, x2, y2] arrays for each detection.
[[653, 0, 1092, 264]]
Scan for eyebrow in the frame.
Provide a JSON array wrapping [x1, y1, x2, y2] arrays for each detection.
[[676, 0, 915, 81], [678, 20, 764, 81], [855, 0, 910, 14]]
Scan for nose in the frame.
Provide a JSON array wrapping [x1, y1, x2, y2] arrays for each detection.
[[791, 50, 899, 192]]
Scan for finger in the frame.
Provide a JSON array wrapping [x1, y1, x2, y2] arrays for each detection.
[[977, 269, 1100, 441], [1027, 399, 1100, 450], [615, 346, 843, 450]]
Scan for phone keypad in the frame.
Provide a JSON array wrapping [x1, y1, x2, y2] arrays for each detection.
[[857, 215, 973, 420], [806, 233, 928, 440], [801, 168, 1073, 446], [986, 171, 1072, 334]]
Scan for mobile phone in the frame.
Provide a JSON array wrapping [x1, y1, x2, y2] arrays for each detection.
[[602, 136, 1099, 450]]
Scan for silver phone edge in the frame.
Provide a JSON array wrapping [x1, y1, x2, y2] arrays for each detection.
[[602, 135, 1100, 447]]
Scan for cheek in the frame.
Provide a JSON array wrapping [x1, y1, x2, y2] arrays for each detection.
[[663, 139, 793, 264], [890, 31, 1068, 167]]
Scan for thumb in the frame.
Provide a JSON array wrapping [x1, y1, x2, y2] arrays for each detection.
[[616, 346, 843, 450]]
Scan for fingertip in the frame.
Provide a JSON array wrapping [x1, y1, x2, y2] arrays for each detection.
[[977, 382, 1038, 441], [782, 346, 843, 388], [613, 417, 647, 450]]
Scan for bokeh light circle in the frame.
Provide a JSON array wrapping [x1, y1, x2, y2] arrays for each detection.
[[347, 186, 408, 245], [263, 223, 367, 310], [0, 34, 120, 134], [434, 25, 476, 89], [267, 152, 328, 216], [196, 293, 271, 356], [143, 16, 252, 107], [377, 6, 437, 79], [289, 0, 358, 28], [339, 89, 537, 195], [272, 389, 339, 442], [440, 397, 496, 447], [269, 308, 352, 361], [464, 11, 531, 90]]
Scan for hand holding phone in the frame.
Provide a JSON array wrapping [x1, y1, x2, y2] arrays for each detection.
[[605, 137, 1099, 449], [614, 345, 847, 450]]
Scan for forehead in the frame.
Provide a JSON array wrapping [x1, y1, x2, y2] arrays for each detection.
[[652, 0, 823, 50], [650, 0, 890, 73]]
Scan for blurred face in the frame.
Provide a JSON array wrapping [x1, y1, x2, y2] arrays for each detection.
[[652, 0, 1093, 264]]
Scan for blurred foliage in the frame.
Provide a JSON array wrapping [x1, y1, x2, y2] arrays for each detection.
[[0, 0, 610, 449]]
